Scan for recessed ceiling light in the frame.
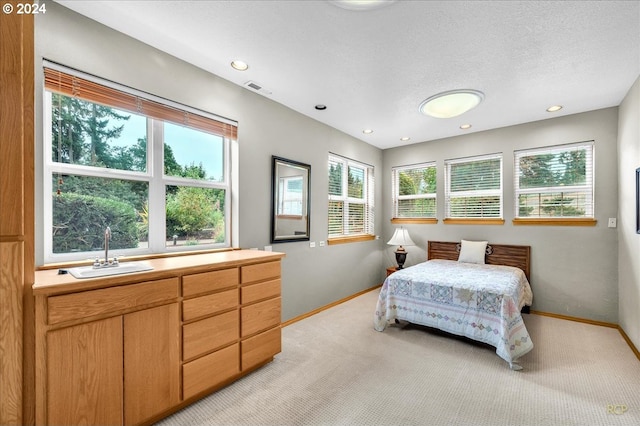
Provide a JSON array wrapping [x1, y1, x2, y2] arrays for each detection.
[[546, 105, 563, 112], [230, 60, 249, 71], [419, 89, 484, 118], [363, 129, 373, 134], [315, 104, 327, 110], [460, 124, 472, 130], [400, 137, 410, 141]]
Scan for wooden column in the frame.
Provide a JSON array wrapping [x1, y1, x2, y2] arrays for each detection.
[[0, 3, 35, 425]]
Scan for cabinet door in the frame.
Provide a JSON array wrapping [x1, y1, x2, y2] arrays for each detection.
[[47, 316, 123, 426], [124, 303, 180, 425]]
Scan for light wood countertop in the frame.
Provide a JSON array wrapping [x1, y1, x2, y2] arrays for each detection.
[[34, 250, 285, 296]]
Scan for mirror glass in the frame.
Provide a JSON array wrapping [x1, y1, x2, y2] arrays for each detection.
[[271, 156, 310, 243]]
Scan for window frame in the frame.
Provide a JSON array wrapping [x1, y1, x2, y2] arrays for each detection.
[[444, 153, 503, 224], [327, 153, 375, 243], [42, 63, 236, 263], [391, 162, 437, 223], [513, 141, 595, 226]]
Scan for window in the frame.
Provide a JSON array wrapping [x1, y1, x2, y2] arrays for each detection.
[[392, 162, 436, 220], [277, 176, 304, 216], [43, 64, 236, 262], [444, 154, 502, 220], [328, 154, 374, 241], [514, 141, 594, 219]]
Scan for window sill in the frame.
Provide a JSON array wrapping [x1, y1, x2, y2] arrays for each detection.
[[512, 218, 597, 226], [443, 218, 505, 225], [327, 234, 376, 245], [391, 218, 438, 224]]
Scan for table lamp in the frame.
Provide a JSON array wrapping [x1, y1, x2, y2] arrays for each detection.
[[387, 227, 415, 269]]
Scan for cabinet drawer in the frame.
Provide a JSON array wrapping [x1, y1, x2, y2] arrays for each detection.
[[182, 288, 238, 322], [241, 297, 281, 337], [182, 343, 239, 400], [183, 310, 239, 361], [182, 268, 238, 298], [241, 279, 280, 304], [241, 261, 280, 284], [241, 326, 281, 371], [48, 278, 179, 325]]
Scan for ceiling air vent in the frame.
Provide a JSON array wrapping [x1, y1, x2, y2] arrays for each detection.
[[244, 81, 272, 95]]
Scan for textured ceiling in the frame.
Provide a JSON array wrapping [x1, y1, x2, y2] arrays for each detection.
[[55, 0, 640, 149]]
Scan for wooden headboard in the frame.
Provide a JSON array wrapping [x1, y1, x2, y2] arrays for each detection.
[[427, 241, 531, 281]]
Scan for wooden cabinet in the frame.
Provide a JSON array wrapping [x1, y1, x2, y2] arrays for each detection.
[[181, 267, 240, 399], [124, 304, 180, 425], [38, 278, 180, 426], [240, 261, 282, 371], [34, 250, 284, 425], [46, 317, 123, 426]]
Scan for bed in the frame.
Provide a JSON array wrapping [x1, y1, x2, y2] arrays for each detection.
[[374, 240, 533, 370]]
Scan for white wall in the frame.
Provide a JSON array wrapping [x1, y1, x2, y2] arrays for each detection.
[[383, 109, 620, 322], [35, 2, 385, 321], [617, 75, 640, 348]]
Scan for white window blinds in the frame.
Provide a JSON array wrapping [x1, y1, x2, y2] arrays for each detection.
[[445, 154, 502, 218], [328, 154, 374, 237], [514, 141, 594, 218], [392, 162, 436, 218]]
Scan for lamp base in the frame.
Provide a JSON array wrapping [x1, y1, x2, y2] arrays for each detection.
[[395, 247, 407, 269]]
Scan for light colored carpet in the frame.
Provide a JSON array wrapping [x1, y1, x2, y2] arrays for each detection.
[[158, 289, 640, 425]]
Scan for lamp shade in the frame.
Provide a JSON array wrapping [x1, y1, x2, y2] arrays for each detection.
[[387, 228, 415, 247]]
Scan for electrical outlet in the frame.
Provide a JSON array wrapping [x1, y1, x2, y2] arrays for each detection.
[[319, 240, 325, 247], [264, 245, 273, 251], [309, 241, 316, 248], [608, 218, 617, 228]]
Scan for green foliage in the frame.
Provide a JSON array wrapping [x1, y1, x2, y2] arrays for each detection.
[[519, 150, 587, 188], [52, 193, 139, 253], [518, 149, 588, 217], [57, 175, 147, 214], [518, 196, 534, 217], [398, 199, 436, 217], [399, 167, 436, 196], [449, 196, 501, 218], [166, 186, 225, 242], [328, 163, 342, 196], [450, 159, 501, 192], [50, 94, 227, 252], [397, 167, 436, 217], [347, 166, 364, 198], [52, 94, 130, 167], [540, 195, 585, 217]]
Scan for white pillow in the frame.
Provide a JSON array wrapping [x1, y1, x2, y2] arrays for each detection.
[[458, 240, 488, 264]]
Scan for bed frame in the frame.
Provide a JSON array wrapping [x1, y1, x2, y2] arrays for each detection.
[[427, 241, 531, 281], [427, 241, 531, 314]]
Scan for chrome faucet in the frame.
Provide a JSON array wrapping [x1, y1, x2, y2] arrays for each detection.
[[92, 226, 118, 269], [104, 226, 111, 264]]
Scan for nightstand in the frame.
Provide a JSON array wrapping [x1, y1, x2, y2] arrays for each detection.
[[386, 267, 398, 277]]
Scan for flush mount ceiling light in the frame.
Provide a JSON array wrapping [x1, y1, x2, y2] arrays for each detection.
[[546, 105, 563, 112], [329, 0, 397, 11], [460, 124, 472, 130], [400, 136, 411, 141], [419, 89, 484, 119], [230, 60, 249, 71], [362, 129, 373, 134]]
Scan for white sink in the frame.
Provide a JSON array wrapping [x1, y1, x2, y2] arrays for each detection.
[[67, 262, 153, 279]]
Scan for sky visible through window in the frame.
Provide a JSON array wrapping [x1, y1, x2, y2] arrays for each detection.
[[164, 122, 224, 181], [114, 114, 224, 181]]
